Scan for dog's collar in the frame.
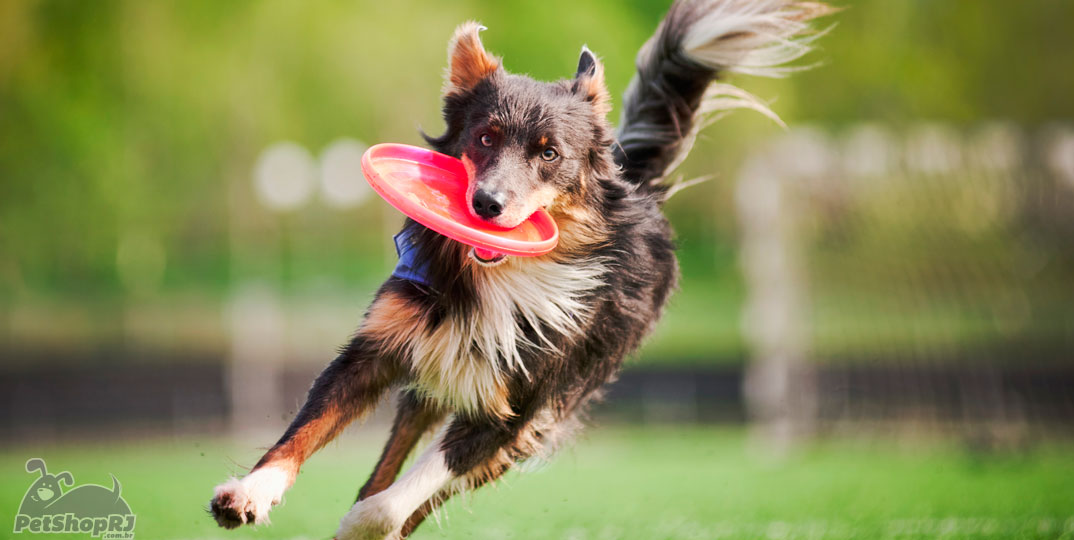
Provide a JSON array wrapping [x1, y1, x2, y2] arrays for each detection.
[[391, 228, 433, 288], [393, 228, 510, 287]]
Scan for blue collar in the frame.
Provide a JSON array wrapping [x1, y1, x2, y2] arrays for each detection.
[[391, 227, 433, 288]]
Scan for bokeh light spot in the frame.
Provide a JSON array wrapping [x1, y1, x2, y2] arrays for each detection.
[[319, 138, 370, 208], [254, 142, 316, 211]]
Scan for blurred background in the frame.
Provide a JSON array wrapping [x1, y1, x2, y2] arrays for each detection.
[[2, 1, 1073, 539]]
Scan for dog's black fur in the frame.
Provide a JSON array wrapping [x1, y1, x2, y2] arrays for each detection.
[[209, 2, 830, 538]]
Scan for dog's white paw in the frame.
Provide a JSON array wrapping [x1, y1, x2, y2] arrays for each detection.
[[335, 494, 405, 540], [209, 466, 290, 529]]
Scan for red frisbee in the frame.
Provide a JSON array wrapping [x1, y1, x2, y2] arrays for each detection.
[[361, 143, 559, 258]]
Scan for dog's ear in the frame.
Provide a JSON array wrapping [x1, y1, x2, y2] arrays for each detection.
[[55, 471, 73, 487], [25, 458, 46, 477], [444, 21, 501, 96], [572, 46, 611, 117]]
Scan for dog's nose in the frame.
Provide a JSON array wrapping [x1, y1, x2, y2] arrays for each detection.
[[472, 189, 505, 219]]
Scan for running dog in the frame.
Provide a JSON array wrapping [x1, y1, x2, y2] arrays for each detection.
[[209, 1, 831, 538]]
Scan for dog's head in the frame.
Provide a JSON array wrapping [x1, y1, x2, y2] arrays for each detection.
[[425, 23, 615, 232], [22, 458, 72, 509]]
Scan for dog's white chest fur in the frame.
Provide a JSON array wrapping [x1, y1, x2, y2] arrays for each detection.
[[407, 257, 605, 416]]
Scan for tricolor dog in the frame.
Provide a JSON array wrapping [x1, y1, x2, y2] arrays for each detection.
[[209, 1, 831, 538]]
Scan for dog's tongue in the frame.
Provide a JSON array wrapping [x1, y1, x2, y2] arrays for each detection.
[[472, 247, 507, 265]]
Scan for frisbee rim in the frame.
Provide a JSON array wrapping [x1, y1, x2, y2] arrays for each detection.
[[361, 143, 559, 257]]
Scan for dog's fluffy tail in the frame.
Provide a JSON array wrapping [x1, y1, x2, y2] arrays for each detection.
[[615, 0, 833, 193]]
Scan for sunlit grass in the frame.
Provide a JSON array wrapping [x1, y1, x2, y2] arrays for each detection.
[[2, 427, 1072, 539]]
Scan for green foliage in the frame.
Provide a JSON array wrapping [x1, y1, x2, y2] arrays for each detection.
[[1, 1, 1071, 361]]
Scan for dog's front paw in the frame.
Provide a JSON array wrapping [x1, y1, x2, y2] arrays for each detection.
[[335, 494, 404, 540], [209, 466, 290, 529]]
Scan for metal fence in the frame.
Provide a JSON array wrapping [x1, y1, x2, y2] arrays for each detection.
[[740, 123, 1074, 448]]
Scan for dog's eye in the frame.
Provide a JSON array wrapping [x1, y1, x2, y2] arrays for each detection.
[[480, 133, 493, 147], [541, 148, 559, 161]]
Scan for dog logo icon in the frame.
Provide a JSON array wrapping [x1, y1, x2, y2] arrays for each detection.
[[13, 458, 136, 538]]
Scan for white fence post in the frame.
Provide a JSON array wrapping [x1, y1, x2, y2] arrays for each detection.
[[737, 130, 829, 453], [227, 282, 287, 440]]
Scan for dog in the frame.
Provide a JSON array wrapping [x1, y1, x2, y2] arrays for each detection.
[[209, 1, 830, 538], [18, 458, 132, 523], [19, 459, 73, 515]]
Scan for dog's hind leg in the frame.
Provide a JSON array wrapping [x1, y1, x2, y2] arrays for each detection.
[[397, 409, 579, 537], [336, 424, 458, 540], [396, 464, 501, 539], [336, 408, 566, 539], [211, 289, 423, 529], [356, 389, 446, 502]]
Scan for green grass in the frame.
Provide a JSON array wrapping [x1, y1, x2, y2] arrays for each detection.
[[3, 427, 1073, 540]]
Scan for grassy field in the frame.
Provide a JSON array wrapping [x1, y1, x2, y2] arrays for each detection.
[[3, 427, 1073, 540]]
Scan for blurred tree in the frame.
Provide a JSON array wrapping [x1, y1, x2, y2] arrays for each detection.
[[1, 0, 1071, 362]]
